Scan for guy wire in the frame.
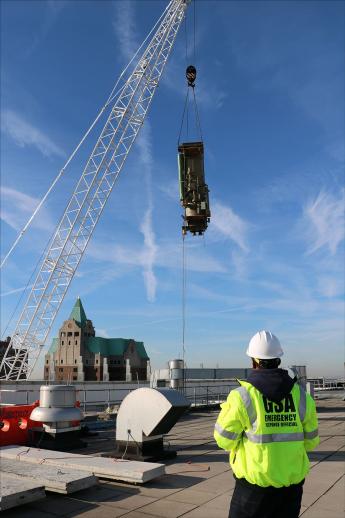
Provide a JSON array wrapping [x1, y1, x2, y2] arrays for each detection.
[[177, 88, 190, 145], [193, 0, 196, 64], [181, 234, 186, 363]]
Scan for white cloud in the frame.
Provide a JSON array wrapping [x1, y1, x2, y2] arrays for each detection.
[[88, 238, 226, 274], [113, 4, 158, 302], [140, 204, 158, 302], [158, 241, 226, 273], [231, 249, 249, 279], [0, 186, 53, 232], [317, 276, 344, 298], [113, 0, 136, 61], [210, 200, 250, 251], [303, 189, 344, 255], [136, 123, 158, 303], [1, 110, 64, 158], [159, 180, 179, 202], [0, 285, 32, 297]]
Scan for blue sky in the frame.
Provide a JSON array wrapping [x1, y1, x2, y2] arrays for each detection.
[[1, 0, 344, 378]]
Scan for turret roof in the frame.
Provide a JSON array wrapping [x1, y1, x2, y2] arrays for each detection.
[[69, 297, 87, 328]]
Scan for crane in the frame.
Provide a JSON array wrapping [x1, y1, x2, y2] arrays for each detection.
[[0, 0, 190, 381]]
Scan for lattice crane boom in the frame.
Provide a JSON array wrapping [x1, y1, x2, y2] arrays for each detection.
[[1, 0, 189, 380]]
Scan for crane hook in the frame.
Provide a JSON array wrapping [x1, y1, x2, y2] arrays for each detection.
[[186, 65, 196, 88]]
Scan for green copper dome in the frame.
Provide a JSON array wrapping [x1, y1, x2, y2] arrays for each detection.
[[69, 297, 87, 328]]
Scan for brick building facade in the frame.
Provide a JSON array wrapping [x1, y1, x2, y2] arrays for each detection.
[[44, 298, 149, 382]]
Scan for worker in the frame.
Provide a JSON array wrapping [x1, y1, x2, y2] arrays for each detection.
[[214, 330, 319, 518]]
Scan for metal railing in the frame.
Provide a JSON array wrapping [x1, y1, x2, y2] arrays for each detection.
[[313, 379, 345, 391], [0, 381, 237, 413], [4, 378, 343, 414]]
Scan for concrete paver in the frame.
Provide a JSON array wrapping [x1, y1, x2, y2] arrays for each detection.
[[137, 498, 197, 517], [165, 489, 220, 505], [102, 494, 159, 510], [118, 512, 161, 518], [300, 506, 341, 518], [181, 507, 228, 518], [65, 505, 127, 518], [1, 509, 56, 518], [305, 475, 345, 515], [27, 494, 94, 516]]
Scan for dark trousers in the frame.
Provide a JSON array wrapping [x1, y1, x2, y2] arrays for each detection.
[[229, 477, 304, 518]]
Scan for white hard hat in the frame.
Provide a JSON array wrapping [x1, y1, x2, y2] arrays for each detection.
[[246, 330, 284, 359]]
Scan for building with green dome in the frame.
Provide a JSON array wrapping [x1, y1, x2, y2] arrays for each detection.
[[44, 298, 149, 382]]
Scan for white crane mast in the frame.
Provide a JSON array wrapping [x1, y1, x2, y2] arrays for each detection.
[[1, 0, 189, 380]]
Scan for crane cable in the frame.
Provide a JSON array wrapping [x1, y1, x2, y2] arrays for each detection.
[[180, 5, 189, 363], [0, 0, 172, 270], [177, 88, 190, 145], [177, 71, 202, 141], [180, 0, 198, 365], [181, 234, 186, 362]]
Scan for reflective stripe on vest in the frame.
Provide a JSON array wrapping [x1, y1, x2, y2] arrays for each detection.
[[245, 432, 304, 443], [245, 428, 318, 443], [304, 428, 318, 440], [214, 422, 241, 441], [234, 386, 257, 431]]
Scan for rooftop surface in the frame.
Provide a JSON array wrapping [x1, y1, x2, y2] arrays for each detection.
[[2, 397, 344, 518]]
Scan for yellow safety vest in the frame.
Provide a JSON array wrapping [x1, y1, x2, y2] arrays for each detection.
[[214, 380, 319, 488]]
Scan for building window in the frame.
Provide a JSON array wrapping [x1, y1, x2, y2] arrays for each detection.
[[74, 332, 79, 337], [59, 368, 63, 372], [75, 340, 78, 345], [61, 359, 63, 364], [61, 332, 65, 337], [68, 341, 71, 345], [46, 359, 49, 364], [67, 332, 72, 336], [73, 368, 77, 373], [75, 359, 77, 364], [73, 376, 77, 381], [61, 341, 64, 345], [96, 359, 99, 364]]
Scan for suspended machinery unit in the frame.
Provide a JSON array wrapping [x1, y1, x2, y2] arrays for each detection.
[[178, 141, 210, 236]]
